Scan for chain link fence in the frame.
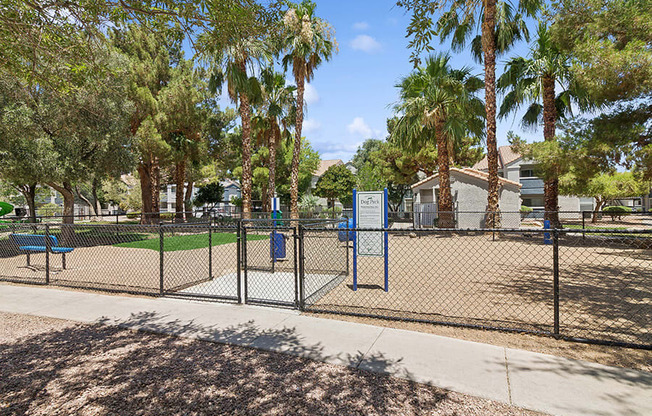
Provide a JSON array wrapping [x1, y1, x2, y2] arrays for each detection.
[[1, 218, 649, 348], [300, 226, 651, 348]]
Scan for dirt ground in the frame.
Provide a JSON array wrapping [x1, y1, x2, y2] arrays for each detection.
[[0, 312, 542, 416], [307, 232, 651, 347], [0, 239, 242, 294]]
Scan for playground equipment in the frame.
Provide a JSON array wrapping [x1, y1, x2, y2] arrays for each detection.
[[0, 201, 13, 217]]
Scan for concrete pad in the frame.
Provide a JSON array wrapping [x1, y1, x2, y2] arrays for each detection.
[[506, 347, 652, 416], [0, 285, 53, 314], [250, 314, 384, 366], [358, 327, 510, 403]]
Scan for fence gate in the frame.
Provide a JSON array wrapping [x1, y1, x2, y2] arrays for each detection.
[[161, 223, 241, 302], [243, 224, 298, 307]]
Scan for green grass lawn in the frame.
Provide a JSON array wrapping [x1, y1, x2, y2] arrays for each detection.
[[114, 232, 267, 252], [564, 224, 628, 231]]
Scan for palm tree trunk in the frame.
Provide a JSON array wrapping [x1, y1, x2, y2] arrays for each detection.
[[239, 61, 253, 220], [435, 118, 454, 227], [290, 69, 305, 221], [175, 158, 186, 223], [267, 123, 278, 214], [542, 74, 560, 227], [483, 0, 500, 228]]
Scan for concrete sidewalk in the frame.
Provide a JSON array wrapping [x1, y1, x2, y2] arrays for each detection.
[[1, 283, 650, 416]]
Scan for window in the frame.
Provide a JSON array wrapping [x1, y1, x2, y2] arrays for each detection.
[[522, 197, 543, 207], [520, 169, 535, 178], [170, 185, 176, 193]]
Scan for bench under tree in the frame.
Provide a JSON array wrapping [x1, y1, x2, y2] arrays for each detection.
[[9, 233, 74, 269]]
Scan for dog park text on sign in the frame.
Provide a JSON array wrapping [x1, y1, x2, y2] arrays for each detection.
[[355, 191, 384, 256]]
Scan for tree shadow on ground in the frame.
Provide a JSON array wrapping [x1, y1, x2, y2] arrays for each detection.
[[486, 262, 651, 346], [486, 351, 652, 416], [0, 311, 476, 415]]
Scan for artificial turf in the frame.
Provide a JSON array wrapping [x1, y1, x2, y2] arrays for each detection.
[[114, 232, 267, 252]]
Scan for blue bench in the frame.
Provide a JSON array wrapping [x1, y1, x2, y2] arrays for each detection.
[[9, 233, 74, 269]]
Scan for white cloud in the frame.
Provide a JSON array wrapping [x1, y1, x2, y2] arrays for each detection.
[[302, 118, 322, 134], [347, 117, 374, 138], [350, 35, 382, 53], [352, 21, 369, 31], [304, 83, 320, 105]]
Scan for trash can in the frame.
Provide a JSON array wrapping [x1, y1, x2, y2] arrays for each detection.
[[543, 220, 552, 245], [270, 231, 286, 260]]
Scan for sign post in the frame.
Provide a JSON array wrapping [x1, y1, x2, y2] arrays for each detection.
[[353, 188, 388, 292]]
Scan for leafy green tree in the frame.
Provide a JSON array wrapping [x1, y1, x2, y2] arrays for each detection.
[[280, 0, 337, 219], [550, 0, 652, 104], [193, 182, 225, 210], [356, 162, 385, 192], [392, 53, 485, 226], [351, 139, 384, 171], [157, 58, 205, 221], [314, 164, 356, 215], [0, 1, 282, 90], [0, 50, 133, 225], [399, 0, 541, 224], [560, 171, 648, 223], [498, 22, 593, 227], [110, 24, 175, 223]]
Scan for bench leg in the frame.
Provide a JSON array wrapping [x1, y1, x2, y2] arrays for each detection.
[[62, 253, 66, 270], [26, 252, 30, 267]]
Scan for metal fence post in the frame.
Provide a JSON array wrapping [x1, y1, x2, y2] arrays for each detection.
[[242, 224, 248, 304], [208, 221, 213, 280], [45, 224, 50, 285], [346, 221, 350, 276], [298, 224, 305, 311], [492, 212, 496, 242], [582, 211, 586, 240], [159, 224, 164, 295], [236, 220, 242, 304], [553, 228, 560, 336]]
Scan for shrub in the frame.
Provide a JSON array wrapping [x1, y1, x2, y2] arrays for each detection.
[[160, 212, 175, 220], [39, 203, 61, 216], [520, 205, 533, 219], [602, 205, 632, 221], [126, 212, 140, 219]]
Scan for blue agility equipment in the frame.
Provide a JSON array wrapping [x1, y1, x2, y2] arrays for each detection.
[[338, 217, 354, 242], [10, 233, 74, 269], [543, 220, 552, 245]]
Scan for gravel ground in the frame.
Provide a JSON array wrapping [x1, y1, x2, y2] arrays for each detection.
[[0, 312, 542, 416]]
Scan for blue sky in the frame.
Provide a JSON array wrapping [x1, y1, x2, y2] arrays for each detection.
[[216, 0, 542, 162]]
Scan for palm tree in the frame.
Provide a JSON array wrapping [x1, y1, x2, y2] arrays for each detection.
[[434, 0, 541, 226], [498, 23, 592, 227], [280, 0, 336, 220], [392, 53, 485, 227], [254, 68, 296, 212], [200, 37, 268, 219]]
